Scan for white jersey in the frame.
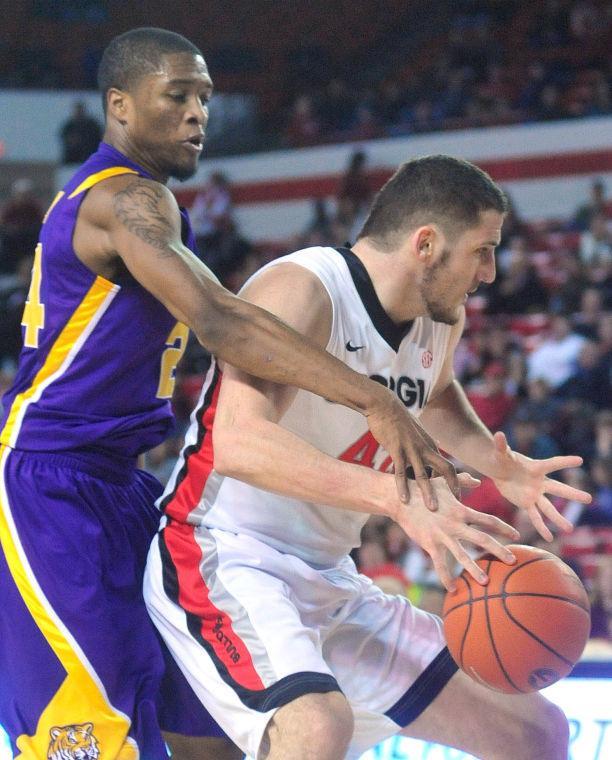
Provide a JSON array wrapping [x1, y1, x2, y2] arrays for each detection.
[[161, 246, 452, 566]]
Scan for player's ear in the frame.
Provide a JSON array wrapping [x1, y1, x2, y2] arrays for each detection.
[[415, 226, 435, 262], [107, 88, 130, 126]]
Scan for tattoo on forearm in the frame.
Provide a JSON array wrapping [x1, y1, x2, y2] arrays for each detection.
[[113, 180, 176, 254]]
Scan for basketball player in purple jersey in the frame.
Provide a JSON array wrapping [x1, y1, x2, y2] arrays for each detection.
[[0, 28, 460, 760]]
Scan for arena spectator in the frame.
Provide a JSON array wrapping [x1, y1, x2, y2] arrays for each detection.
[[58, 100, 102, 164], [573, 178, 607, 231], [294, 199, 333, 249], [550, 249, 590, 313], [320, 78, 354, 134], [588, 456, 612, 521], [527, 315, 587, 389], [515, 379, 563, 436], [534, 84, 568, 121], [336, 150, 372, 239], [589, 556, 612, 640], [559, 466, 594, 526], [561, 399, 600, 463], [283, 94, 323, 148], [596, 312, 612, 358], [498, 193, 527, 249], [0, 253, 32, 367], [579, 211, 612, 266], [529, 0, 572, 49], [557, 339, 612, 408], [189, 171, 240, 277], [466, 361, 516, 431], [0, 178, 42, 275], [569, 0, 606, 40], [190, 171, 234, 244], [516, 62, 549, 112], [594, 410, 612, 458], [507, 409, 561, 460], [487, 236, 548, 313], [572, 286, 606, 339]]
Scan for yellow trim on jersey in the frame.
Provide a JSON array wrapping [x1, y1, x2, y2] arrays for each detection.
[[67, 166, 138, 199], [0, 276, 117, 448], [42, 191, 65, 223], [0, 446, 138, 759]]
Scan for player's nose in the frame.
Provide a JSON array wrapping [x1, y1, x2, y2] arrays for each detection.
[[186, 96, 208, 126], [479, 251, 496, 284]]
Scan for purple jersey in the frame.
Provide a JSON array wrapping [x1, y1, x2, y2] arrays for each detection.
[[0, 142, 196, 459]]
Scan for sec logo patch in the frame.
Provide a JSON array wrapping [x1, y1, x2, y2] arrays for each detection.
[[422, 350, 433, 368]]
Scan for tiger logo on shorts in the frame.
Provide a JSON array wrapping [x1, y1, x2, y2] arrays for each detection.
[[47, 722, 100, 760]]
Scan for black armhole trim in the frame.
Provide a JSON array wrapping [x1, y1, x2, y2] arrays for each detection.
[[334, 247, 412, 352]]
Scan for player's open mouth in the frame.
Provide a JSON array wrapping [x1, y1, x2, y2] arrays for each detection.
[[183, 135, 204, 153]]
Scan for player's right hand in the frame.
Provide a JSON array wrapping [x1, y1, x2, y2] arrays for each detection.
[[365, 388, 460, 511], [392, 473, 520, 592]]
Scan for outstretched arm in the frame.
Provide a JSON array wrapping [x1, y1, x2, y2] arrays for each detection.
[[80, 175, 458, 507], [212, 264, 518, 590], [420, 310, 591, 540]]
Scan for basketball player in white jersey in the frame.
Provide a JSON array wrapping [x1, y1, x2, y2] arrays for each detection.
[[145, 156, 591, 759]]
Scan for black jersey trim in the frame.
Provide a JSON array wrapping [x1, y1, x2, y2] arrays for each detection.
[[159, 361, 220, 514], [335, 247, 413, 352]]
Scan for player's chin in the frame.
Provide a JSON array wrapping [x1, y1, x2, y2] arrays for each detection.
[[442, 311, 461, 326], [169, 154, 200, 181], [429, 304, 461, 326], [170, 162, 199, 181]]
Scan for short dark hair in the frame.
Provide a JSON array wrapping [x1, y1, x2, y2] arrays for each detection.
[[357, 155, 507, 250], [98, 27, 202, 112]]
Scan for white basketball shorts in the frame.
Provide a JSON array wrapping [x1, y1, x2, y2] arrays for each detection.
[[144, 521, 457, 759]]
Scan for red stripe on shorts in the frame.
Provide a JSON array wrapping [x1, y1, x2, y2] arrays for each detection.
[[163, 521, 266, 691]]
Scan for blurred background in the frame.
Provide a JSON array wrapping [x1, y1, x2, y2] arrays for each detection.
[[0, 1, 611, 758]]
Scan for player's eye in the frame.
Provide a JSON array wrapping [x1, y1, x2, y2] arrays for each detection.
[[169, 93, 187, 103]]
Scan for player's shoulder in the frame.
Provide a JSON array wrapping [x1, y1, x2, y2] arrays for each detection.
[[242, 255, 328, 300], [79, 174, 178, 229]]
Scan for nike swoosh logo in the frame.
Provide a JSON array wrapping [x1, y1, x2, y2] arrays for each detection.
[[346, 341, 365, 352]]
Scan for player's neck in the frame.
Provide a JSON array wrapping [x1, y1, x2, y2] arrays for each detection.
[[102, 129, 169, 184], [350, 240, 427, 323]]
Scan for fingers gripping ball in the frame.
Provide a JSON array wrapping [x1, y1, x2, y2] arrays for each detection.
[[442, 545, 591, 693]]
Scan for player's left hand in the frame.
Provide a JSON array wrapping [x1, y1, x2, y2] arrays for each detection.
[[366, 390, 460, 511], [490, 431, 592, 541]]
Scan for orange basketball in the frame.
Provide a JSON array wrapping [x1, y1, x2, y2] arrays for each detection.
[[442, 544, 591, 693]]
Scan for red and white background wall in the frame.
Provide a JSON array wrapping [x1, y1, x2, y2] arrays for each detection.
[[167, 115, 612, 244]]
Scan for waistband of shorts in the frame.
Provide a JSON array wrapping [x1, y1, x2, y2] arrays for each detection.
[[3, 447, 139, 484]]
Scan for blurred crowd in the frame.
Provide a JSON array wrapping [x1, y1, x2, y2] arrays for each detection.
[[281, 0, 611, 148], [1, 1, 610, 155]]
